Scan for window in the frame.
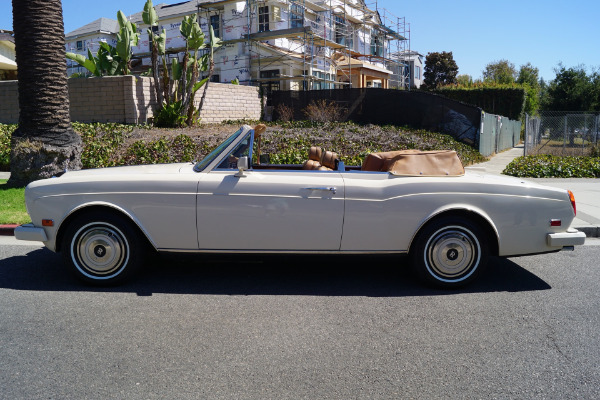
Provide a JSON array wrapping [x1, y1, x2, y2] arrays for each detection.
[[76, 40, 83, 51], [370, 30, 383, 57], [415, 65, 421, 80], [194, 128, 244, 172], [210, 15, 221, 38], [217, 133, 253, 169], [312, 71, 333, 90], [290, 1, 304, 29], [260, 70, 280, 105], [259, 6, 270, 32], [272, 6, 281, 22], [334, 16, 346, 46]]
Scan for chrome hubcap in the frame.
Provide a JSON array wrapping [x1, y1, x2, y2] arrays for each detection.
[[426, 227, 480, 281], [73, 224, 128, 277]]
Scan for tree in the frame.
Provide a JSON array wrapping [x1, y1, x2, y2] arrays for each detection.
[[483, 59, 517, 84], [517, 62, 539, 88], [423, 51, 458, 89], [591, 70, 600, 111], [8, 0, 82, 187], [542, 64, 594, 111], [456, 74, 473, 86], [538, 77, 549, 108], [517, 62, 540, 116]]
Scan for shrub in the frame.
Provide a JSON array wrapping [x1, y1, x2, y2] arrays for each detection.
[[436, 85, 526, 121], [259, 122, 486, 167], [0, 124, 17, 171], [503, 155, 600, 178], [153, 101, 188, 128], [274, 103, 294, 122], [75, 122, 134, 168], [119, 134, 198, 165], [302, 100, 346, 123]]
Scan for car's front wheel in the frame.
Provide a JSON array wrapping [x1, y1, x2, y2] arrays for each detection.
[[411, 217, 489, 288], [62, 212, 147, 285]]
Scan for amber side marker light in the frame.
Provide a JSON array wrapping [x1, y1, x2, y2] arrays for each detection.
[[568, 190, 576, 216], [42, 219, 54, 227]]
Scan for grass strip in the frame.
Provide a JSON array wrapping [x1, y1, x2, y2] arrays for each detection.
[[0, 180, 29, 225]]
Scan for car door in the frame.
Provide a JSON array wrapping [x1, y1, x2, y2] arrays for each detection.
[[196, 169, 345, 251]]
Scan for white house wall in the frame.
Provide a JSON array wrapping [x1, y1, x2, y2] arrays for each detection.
[[64, 0, 398, 87], [0, 42, 14, 61], [65, 34, 117, 75]]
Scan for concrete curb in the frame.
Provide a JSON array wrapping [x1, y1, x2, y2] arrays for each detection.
[[0, 224, 18, 236], [574, 226, 600, 238]]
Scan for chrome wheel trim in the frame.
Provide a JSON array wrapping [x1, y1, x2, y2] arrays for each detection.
[[70, 222, 130, 280], [424, 225, 481, 283]]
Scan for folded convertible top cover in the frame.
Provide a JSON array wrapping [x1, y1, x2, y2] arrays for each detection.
[[362, 150, 465, 176]]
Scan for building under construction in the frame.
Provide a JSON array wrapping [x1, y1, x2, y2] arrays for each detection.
[[66, 0, 413, 91]]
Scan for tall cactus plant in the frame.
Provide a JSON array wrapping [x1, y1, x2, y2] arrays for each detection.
[[66, 10, 138, 77], [142, 0, 222, 126], [116, 11, 140, 75], [143, 0, 164, 106]]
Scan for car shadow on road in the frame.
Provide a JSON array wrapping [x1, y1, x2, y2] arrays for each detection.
[[0, 249, 551, 296]]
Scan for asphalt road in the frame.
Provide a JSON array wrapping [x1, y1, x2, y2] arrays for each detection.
[[1, 237, 599, 399]]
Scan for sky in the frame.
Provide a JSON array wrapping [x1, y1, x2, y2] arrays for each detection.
[[1, 0, 599, 82]]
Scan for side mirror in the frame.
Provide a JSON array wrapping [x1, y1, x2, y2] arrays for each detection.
[[235, 156, 249, 177]]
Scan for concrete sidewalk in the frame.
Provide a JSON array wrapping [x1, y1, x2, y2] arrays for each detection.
[[467, 145, 600, 237]]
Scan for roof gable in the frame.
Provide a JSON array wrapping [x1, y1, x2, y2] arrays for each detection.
[[66, 17, 119, 39], [129, 1, 212, 24]]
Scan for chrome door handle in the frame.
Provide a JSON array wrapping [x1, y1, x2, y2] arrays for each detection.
[[303, 187, 337, 195]]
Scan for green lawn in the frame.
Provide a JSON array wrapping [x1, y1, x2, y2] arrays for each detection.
[[0, 180, 30, 224]]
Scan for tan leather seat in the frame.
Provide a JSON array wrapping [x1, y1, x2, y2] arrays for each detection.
[[318, 151, 339, 171], [302, 146, 323, 170]]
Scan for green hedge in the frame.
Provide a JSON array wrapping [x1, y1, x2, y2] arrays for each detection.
[[0, 124, 16, 171], [504, 155, 600, 178], [260, 124, 485, 167], [436, 86, 526, 121], [0, 122, 486, 170]]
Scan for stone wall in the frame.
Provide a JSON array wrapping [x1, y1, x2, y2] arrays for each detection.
[[0, 76, 261, 124], [197, 83, 262, 123]]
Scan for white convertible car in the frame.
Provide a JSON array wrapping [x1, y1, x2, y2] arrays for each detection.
[[15, 124, 585, 288]]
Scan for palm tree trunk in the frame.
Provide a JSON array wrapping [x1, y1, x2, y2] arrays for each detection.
[[8, 0, 82, 187]]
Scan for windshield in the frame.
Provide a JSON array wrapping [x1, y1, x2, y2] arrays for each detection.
[[193, 127, 245, 172]]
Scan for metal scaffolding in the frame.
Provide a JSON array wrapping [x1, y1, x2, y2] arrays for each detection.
[[196, 0, 411, 90]]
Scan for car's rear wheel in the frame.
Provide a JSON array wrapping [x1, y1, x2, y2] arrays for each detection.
[[62, 212, 147, 285], [411, 217, 489, 288]]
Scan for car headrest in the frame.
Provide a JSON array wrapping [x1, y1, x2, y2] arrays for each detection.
[[321, 151, 338, 170], [309, 146, 323, 162]]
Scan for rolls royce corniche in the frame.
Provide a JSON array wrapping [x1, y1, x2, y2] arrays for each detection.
[[15, 124, 586, 288]]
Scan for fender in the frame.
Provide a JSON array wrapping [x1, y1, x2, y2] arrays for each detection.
[[408, 203, 500, 254], [54, 201, 157, 252]]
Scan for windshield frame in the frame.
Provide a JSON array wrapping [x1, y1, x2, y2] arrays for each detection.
[[193, 126, 250, 172]]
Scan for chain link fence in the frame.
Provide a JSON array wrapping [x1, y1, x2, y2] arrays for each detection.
[[525, 111, 600, 156]]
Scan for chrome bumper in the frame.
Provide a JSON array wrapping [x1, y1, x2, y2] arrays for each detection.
[[14, 224, 48, 242], [547, 229, 586, 247]]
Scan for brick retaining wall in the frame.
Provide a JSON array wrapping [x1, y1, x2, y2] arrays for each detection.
[[0, 76, 261, 124]]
